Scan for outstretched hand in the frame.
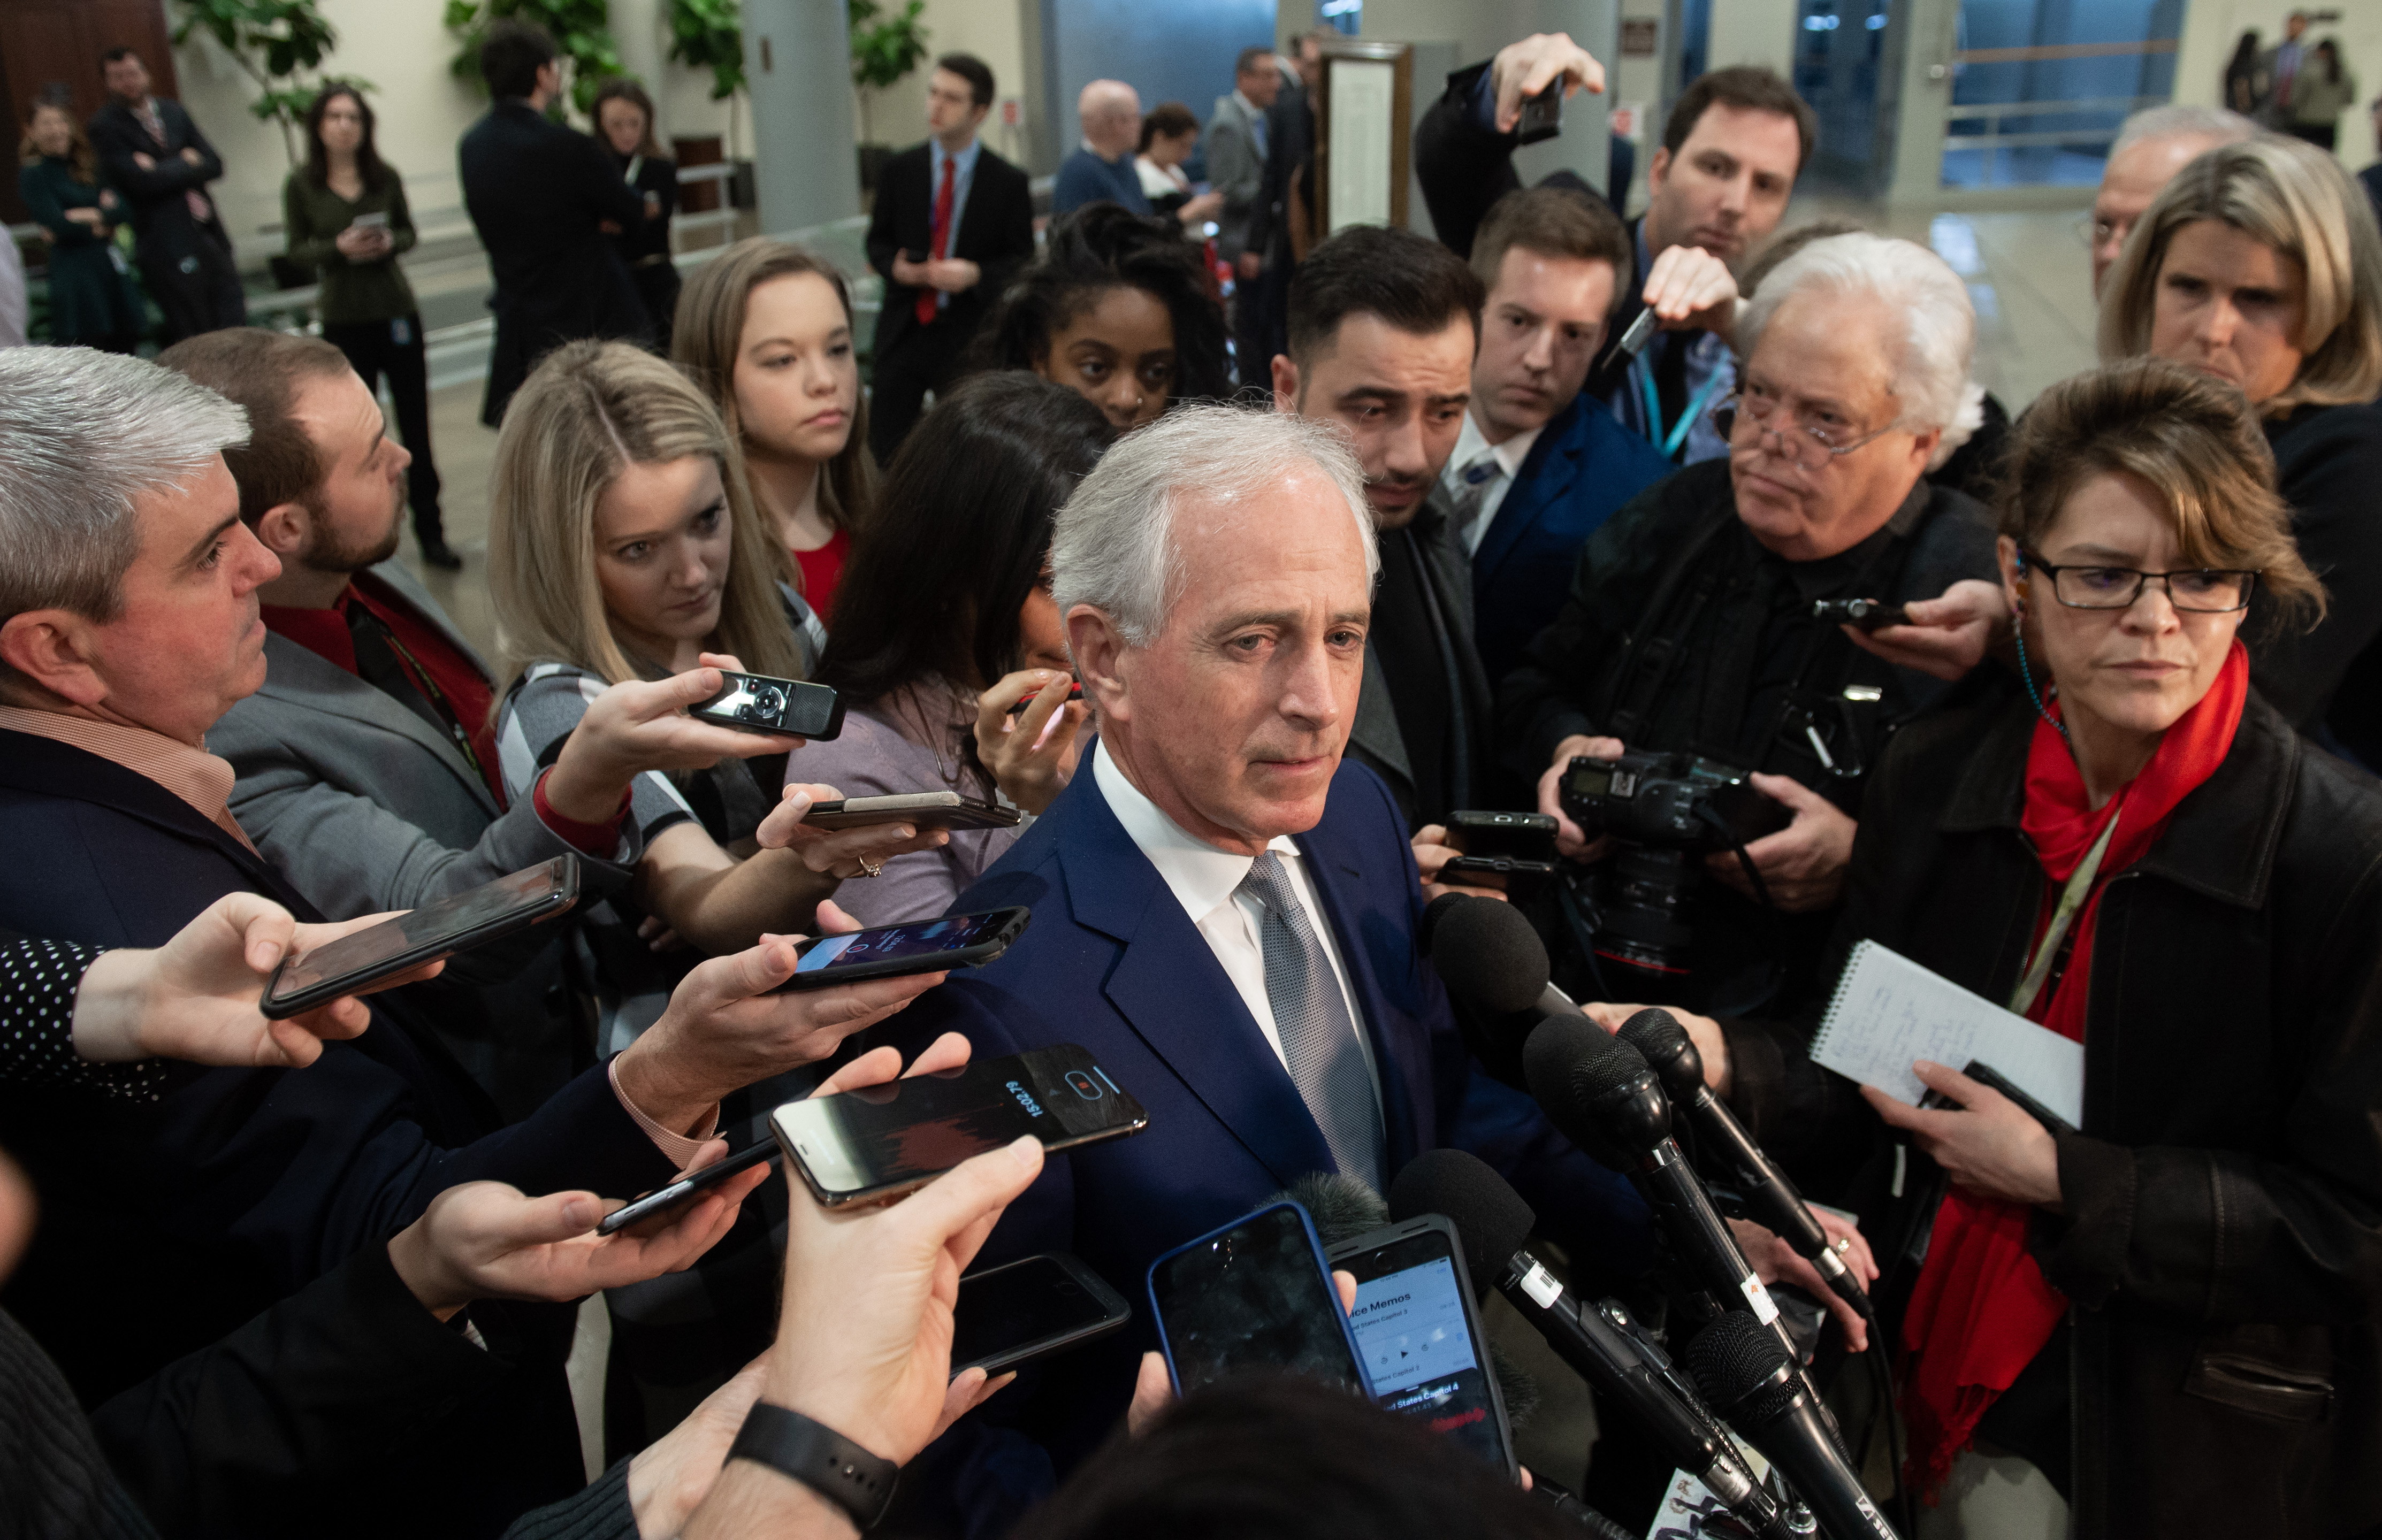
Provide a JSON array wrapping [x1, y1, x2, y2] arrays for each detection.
[[1846, 580, 2010, 681], [1487, 33, 1607, 134]]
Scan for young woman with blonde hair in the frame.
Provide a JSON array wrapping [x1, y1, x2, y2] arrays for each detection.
[[2098, 133, 2382, 762], [488, 339, 939, 1046], [675, 238, 877, 619]]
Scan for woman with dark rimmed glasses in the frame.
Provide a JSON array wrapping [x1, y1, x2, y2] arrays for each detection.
[[1622, 359, 2382, 1539]]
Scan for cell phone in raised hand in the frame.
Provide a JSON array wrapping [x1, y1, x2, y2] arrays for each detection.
[[771, 1043, 1146, 1207], [769, 907, 1032, 992], [1331, 1216, 1518, 1477], [595, 1137, 781, 1236], [1147, 1201, 1373, 1398], [259, 856, 580, 1019], [1516, 80, 1564, 145], [800, 792, 1022, 832], [689, 671, 844, 739]]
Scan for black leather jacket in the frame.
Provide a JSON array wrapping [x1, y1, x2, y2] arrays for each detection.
[[1724, 681, 2382, 1538]]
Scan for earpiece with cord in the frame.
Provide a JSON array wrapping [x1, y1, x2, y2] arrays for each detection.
[[2010, 549, 2068, 740]]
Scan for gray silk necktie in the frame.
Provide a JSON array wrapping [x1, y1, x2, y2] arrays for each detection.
[[1446, 450, 1503, 548], [1237, 851, 1384, 1189]]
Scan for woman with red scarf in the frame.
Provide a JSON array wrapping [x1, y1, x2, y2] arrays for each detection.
[[1630, 359, 2382, 1537]]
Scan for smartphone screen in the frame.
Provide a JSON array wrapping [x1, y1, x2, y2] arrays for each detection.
[[263, 857, 577, 1016], [773, 1045, 1144, 1202], [792, 911, 1013, 977], [1339, 1227, 1514, 1473], [1148, 1204, 1370, 1398], [950, 1254, 1130, 1375]]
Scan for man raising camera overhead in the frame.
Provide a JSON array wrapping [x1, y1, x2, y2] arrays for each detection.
[[1498, 232, 2002, 1017]]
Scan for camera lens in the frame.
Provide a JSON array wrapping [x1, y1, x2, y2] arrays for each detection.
[[1590, 844, 1700, 991]]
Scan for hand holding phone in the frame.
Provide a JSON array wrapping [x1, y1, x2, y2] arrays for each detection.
[[951, 1253, 1132, 1376], [771, 907, 1031, 991], [262, 857, 580, 1018], [691, 670, 844, 739], [1147, 1201, 1372, 1397], [1515, 80, 1564, 144], [799, 792, 1022, 832]]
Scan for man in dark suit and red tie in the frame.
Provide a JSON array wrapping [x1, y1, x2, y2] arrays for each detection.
[[864, 53, 1036, 463]]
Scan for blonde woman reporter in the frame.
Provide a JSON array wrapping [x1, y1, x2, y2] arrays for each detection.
[[488, 340, 943, 1048]]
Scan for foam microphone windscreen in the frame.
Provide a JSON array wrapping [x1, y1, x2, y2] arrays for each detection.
[[1418, 891, 1469, 955], [1270, 1170, 1391, 1248], [1424, 896, 1551, 1015], [1683, 1311, 1801, 1428], [1523, 1009, 1648, 1119], [1387, 1148, 1537, 1284]]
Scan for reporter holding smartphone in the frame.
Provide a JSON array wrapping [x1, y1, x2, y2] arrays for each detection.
[[283, 86, 454, 570], [798, 374, 1111, 923]]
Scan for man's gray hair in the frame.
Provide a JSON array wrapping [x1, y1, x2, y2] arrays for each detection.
[[1052, 404, 1376, 647], [0, 347, 248, 629], [1733, 232, 1983, 472], [2112, 104, 2260, 159]]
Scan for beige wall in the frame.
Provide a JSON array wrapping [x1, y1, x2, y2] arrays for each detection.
[[851, 0, 1035, 165], [2172, 0, 2379, 170], [166, 0, 752, 262]]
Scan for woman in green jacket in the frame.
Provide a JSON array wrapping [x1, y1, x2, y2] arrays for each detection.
[[283, 85, 456, 569], [17, 97, 146, 351]]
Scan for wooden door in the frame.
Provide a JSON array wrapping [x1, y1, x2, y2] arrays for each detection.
[[1, 0, 178, 224]]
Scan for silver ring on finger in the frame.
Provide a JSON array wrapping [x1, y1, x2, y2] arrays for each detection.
[[1832, 1236, 1853, 1255], [853, 854, 884, 879]]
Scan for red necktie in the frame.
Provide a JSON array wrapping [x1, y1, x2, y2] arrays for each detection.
[[916, 155, 956, 326]]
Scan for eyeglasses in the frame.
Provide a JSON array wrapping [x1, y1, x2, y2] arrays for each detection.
[[2022, 552, 2259, 613], [1714, 389, 1901, 472]]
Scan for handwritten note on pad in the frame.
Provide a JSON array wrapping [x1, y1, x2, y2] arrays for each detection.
[[1811, 941, 2084, 1127]]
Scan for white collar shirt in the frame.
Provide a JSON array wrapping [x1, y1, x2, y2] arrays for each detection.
[[1440, 409, 1546, 558], [1090, 741, 1382, 1115]]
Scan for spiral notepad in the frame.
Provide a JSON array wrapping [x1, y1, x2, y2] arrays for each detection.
[[1811, 940, 2084, 1127]]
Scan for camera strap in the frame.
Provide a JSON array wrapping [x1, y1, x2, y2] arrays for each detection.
[[2006, 813, 2120, 1018]]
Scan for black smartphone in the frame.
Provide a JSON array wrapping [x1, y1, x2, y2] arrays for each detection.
[[770, 907, 1031, 992], [260, 856, 581, 1019], [1147, 1201, 1372, 1398], [1515, 79, 1563, 144], [1811, 597, 1911, 630], [1438, 855, 1556, 897], [951, 1253, 1133, 1376], [594, 1138, 781, 1237], [1919, 1058, 2078, 1139], [1442, 811, 1559, 861], [801, 792, 1024, 832], [691, 671, 845, 740], [1005, 680, 1085, 717], [1331, 1217, 1517, 1477], [771, 1044, 1147, 1206]]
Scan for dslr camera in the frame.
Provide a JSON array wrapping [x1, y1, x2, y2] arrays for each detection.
[[1558, 750, 1790, 994]]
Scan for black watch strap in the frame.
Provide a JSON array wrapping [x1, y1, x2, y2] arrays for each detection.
[[728, 1402, 899, 1529]]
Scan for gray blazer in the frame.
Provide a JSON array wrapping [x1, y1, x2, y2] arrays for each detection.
[[1204, 91, 1266, 261], [212, 560, 639, 922]]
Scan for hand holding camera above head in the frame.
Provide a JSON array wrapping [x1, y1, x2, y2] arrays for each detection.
[[542, 655, 802, 826], [1486, 32, 1606, 135]]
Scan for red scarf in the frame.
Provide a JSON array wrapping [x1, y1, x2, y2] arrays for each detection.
[[1899, 641, 2248, 1499]]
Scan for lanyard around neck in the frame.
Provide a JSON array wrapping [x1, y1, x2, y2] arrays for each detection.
[[2007, 805, 2122, 1018]]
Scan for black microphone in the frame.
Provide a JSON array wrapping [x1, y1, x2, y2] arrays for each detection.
[[1617, 1009, 1874, 1325], [1424, 895, 1587, 1087], [1523, 1013, 1800, 1357], [1389, 1151, 1796, 1540], [1686, 1315, 1899, 1540]]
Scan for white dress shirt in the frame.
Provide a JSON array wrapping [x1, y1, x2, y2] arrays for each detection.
[[1091, 741, 1383, 1117], [1440, 409, 1546, 557]]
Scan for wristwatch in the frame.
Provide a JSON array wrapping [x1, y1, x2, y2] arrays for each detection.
[[728, 1402, 899, 1529]]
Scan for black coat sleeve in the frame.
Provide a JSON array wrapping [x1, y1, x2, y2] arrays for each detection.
[[1413, 62, 1522, 259], [865, 154, 905, 280], [978, 164, 1037, 297], [89, 1242, 514, 1530], [2247, 402, 2382, 732]]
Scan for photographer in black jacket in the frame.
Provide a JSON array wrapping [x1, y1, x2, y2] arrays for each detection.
[[1499, 232, 1999, 1015]]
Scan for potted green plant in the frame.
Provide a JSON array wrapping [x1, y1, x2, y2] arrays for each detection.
[[172, 0, 368, 166], [444, 0, 625, 119], [849, 0, 928, 193]]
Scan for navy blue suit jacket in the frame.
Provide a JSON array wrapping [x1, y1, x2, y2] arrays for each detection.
[[0, 730, 671, 1533], [1471, 394, 1676, 688], [881, 757, 1648, 1511]]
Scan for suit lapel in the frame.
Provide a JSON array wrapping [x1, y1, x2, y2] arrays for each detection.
[[367, 560, 492, 680], [0, 731, 322, 920], [1055, 778, 1340, 1188], [1350, 641, 1413, 798], [1472, 397, 1585, 588], [255, 634, 499, 816]]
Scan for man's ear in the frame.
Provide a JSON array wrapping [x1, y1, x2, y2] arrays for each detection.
[[1270, 354, 1300, 414], [1066, 604, 1131, 726], [1646, 144, 1670, 195], [0, 610, 108, 710], [251, 501, 311, 561]]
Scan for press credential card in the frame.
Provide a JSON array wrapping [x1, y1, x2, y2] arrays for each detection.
[[1811, 940, 2084, 1128]]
